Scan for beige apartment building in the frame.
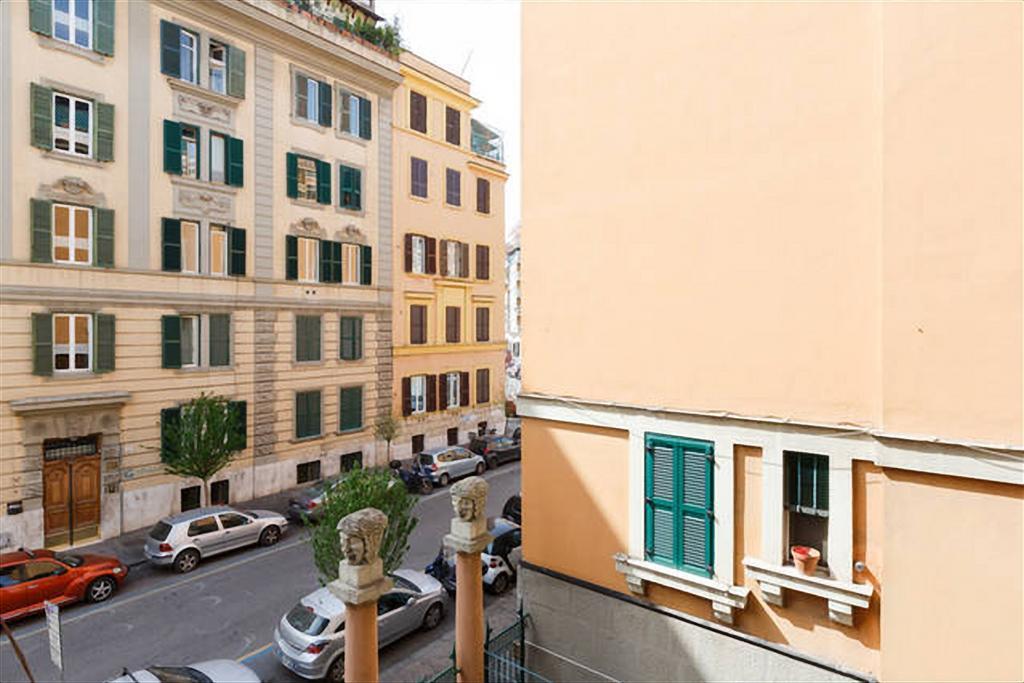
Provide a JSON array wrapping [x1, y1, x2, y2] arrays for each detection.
[[390, 52, 507, 458], [0, 0, 402, 550], [520, 2, 1022, 682]]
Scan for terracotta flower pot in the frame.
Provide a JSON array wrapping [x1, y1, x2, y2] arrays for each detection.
[[791, 545, 821, 575]]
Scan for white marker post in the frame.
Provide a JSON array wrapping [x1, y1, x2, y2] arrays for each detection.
[[43, 600, 63, 681]]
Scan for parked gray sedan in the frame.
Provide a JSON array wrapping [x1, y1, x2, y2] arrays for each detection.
[[418, 446, 486, 486], [144, 506, 288, 573], [273, 569, 447, 683]]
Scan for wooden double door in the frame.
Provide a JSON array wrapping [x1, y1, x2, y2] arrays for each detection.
[[43, 453, 101, 548]]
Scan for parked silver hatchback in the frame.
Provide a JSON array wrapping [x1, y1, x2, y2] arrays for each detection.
[[144, 506, 288, 573], [418, 446, 486, 486]]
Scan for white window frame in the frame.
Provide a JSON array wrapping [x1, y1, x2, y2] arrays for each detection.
[[180, 315, 200, 368], [446, 241, 461, 278], [297, 76, 319, 123], [410, 375, 426, 414], [446, 372, 460, 409], [181, 125, 199, 179], [209, 132, 226, 184], [180, 29, 198, 84], [341, 243, 360, 285], [51, 203, 92, 266], [52, 92, 93, 158], [180, 220, 200, 275], [298, 236, 319, 283], [411, 235, 426, 274], [53, 313, 91, 373], [209, 226, 228, 277], [209, 41, 227, 94], [296, 157, 318, 202], [53, 0, 92, 50], [339, 91, 361, 136]]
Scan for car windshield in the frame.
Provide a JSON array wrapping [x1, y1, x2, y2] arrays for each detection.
[[145, 667, 212, 683], [392, 575, 420, 593], [301, 485, 325, 498], [287, 603, 329, 635], [418, 454, 434, 466], [149, 521, 173, 542], [53, 553, 83, 568]]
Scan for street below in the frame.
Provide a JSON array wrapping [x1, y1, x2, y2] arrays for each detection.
[[0, 463, 521, 683]]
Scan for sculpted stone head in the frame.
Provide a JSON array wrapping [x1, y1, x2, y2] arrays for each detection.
[[450, 476, 488, 522], [337, 508, 388, 566]]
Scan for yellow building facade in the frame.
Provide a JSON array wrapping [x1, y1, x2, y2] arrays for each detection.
[[390, 52, 507, 459], [520, 2, 1022, 682]]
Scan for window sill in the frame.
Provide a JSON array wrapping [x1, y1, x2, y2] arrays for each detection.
[[290, 434, 324, 444], [408, 194, 430, 203], [742, 557, 873, 626], [36, 34, 107, 63], [336, 206, 365, 218], [174, 365, 235, 374], [335, 427, 365, 436], [170, 175, 240, 195], [290, 115, 328, 133], [334, 130, 369, 146], [42, 151, 107, 168], [293, 360, 325, 367], [613, 553, 749, 624], [167, 78, 242, 107], [290, 198, 327, 210]]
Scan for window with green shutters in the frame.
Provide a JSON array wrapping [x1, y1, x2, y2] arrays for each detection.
[[286, 153, 331, 205], [644, 433, 714, 578], [339, 165, 362, 211], [360, 245, 372, 286], [295, 315, 322, 362], [30, 311, 115, 376], [208, 314, 231, 367], [161, 315, 182, 369], [340, 316, 363, 361], [30, 199, 113, 267], [162, 20, 246, 93], [30, 84, 114, 160], [30, 0, 115, 56], [319, 240, 342, 283], [339, 386, 363, 432], [295, 390, 322, 439]]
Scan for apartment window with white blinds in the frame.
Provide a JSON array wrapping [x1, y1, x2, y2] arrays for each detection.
[[181, 220, 199, 274], [411, 235, 426, 274], [52, 203, 91, 265], [53, 313, 91, 372], [410, 375, 427, 414], [297, 236, 319, 282], [341, 243, 360, 284], [53, 93, 92, 157], [210, 226, 227, 277]]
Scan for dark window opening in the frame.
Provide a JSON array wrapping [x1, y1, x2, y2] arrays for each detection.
[[180, 485, 201, 512], [210, 479, 229, 506], [412, 434, 425, 454], [340, 451, 363, 472], [447, 427, 459, 446], [297, 460, 322, 485]]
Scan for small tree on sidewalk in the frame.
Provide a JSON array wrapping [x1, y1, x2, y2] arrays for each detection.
[[161, 392, 245, 506], [373, 412, 400, 463]]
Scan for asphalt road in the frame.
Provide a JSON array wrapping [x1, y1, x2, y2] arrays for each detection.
[[0, 463, 521, 683]]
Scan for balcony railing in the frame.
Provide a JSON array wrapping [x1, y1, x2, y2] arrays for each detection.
[[472, 118, 505, 163]]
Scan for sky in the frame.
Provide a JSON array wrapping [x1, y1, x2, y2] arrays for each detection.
[[376, 0, 521, 236]]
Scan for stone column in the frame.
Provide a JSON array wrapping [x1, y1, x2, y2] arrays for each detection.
[[444, 477, 492, 683], [327, 508, 392, 683]]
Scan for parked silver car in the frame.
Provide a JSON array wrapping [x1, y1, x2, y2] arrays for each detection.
[[273, 569, 447, 683], [108, 660, 260, 683], [418, 446, 486, 486], [144, 506, 288, 573]]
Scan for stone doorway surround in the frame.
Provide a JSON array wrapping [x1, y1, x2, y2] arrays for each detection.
[[8, 391, 129, 549]]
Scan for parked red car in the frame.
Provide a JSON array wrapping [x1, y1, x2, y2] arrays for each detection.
[[0, 548, 128, 621]]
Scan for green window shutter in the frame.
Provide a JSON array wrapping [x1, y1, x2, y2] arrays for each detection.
[[161, 407, 181, 462], [296, 316, 321, 362], [319, 240, 333, 283], [330, 241, 342, 282], [339, 166, 362, 210], [228, 227, 246, 276], [316, 160, 331, 205], [29, 0, 52, 36], [226, 45, 246, 99], [285, 234, 298, 280], [645, 440, 678, 567], [30, 198, 53, 263], [679, 444, 714, 577], [339, 386, 363, 431], [94, 102, 114, 161], [359, 245, 372, 285], [31, 312, 53, 376], [317, 81, 332, 127], [94, 208, 114, 268], [93, 0, 116, 56], [296, 391, 321, 439], [94, 313, 115, 373], [310, 317, 322, 360], [227, 136, 244, 187], [160, 21, 182, 78], [228, 401, 247, 449], [358, 96, 372, 140], [163, 120, 182, 174], [295, 393, 307, 438], [286, 153, 298, 198], [351, 168, 362, 210], [209, 314, 231, 367], [30, 83, 53, 151], [340, 316, 362, 360], [161, 218, 181, 272], [161, 315, 181, 369], [353, 317, 363, 359]]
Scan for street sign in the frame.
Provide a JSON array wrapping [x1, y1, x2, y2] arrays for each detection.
[[44, 600, 62, 672]]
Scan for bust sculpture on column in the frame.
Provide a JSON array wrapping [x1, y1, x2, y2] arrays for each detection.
[[328, 507, 393, 605], [444, 476, 492, 555]]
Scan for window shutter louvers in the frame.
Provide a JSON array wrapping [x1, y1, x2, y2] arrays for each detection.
[[318, 81, 332, 127], [94, 313, 115, 373], [477, 178, 490, 214], [438, 373, 448, 408], [31, 312, 53, 376], [285, 235, 298, 280], [320, 240, 333, 283], [645, 441, 677, 566], [286, 153, 299, 198], [30, 83, 53, 150], [163, 120, 182, 174], [404, 234, 413, 272], [229, 227, 246, 276], [228, 401, 247, 449], [94, 208, 114, 267], [161, 218, 181, 272], [93, 0, 116, 56], [410, 91, 427, 133], [29, 0, 52, 37], [340, 386, 363, 431], [161, 315, 182, 369], [460, 243, 470, 278], [316, 160, 331, 205], [426, 375, 437, 412], [439, 240, 448, 276], [426, 238, 437, 274], [227, 136, 244, 187], [94, 102, 115, 161], [459, 372, 470, 406], [477, 368, 490, 404], [30, 198, 53, 263], [161, 407, 181, 462], [401, 377, 412, 416], [358, 96, 371, 140], [680, 446, 714, 575], [360, 245, 372, 285], [476, 245, 489, 280], [209, 314, 230, 367], [160, 21, 182, 78], [227, 45, 246, 98]]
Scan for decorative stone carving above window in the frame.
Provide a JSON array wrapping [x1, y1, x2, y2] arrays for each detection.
[[335, 223, 367, 245], [742, 557, 874, 626], [174, 91, 233, 127], [175, 185, 233, 218], [291, 217, 326, 239], [37, 177, 107, 207]]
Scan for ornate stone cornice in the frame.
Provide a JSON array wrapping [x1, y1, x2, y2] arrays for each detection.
[[37, 177, 107, 207]]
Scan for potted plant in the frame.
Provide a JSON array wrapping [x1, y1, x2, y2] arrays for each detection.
[[791, 545, 821, 575]]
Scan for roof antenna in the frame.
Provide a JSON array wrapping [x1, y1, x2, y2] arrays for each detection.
[[460, 49, 474, 77]]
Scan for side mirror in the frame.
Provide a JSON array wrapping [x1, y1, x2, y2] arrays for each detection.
[[406, 597, 416, 606]]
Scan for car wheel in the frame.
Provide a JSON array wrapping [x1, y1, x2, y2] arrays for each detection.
[[259, 525, 281, 547], [487, 457, 499, 470], [85, 576, 117, 603], [326, 655, 344, 683], [491, 572, 509, 595], [475, 462, 486, 475], [419, 478, 434, 495], [174, 549, 200, 574], [439, 473, 450, 487], [422, 602, 444, 631]]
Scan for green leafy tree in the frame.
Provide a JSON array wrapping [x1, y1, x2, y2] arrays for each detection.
[[311, 467, 418, 582], [162, 392, 245, 506], [373, 412, 400, 463]]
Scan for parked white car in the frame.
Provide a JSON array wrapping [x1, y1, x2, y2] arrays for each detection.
[[108, 660, 260, 682]]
